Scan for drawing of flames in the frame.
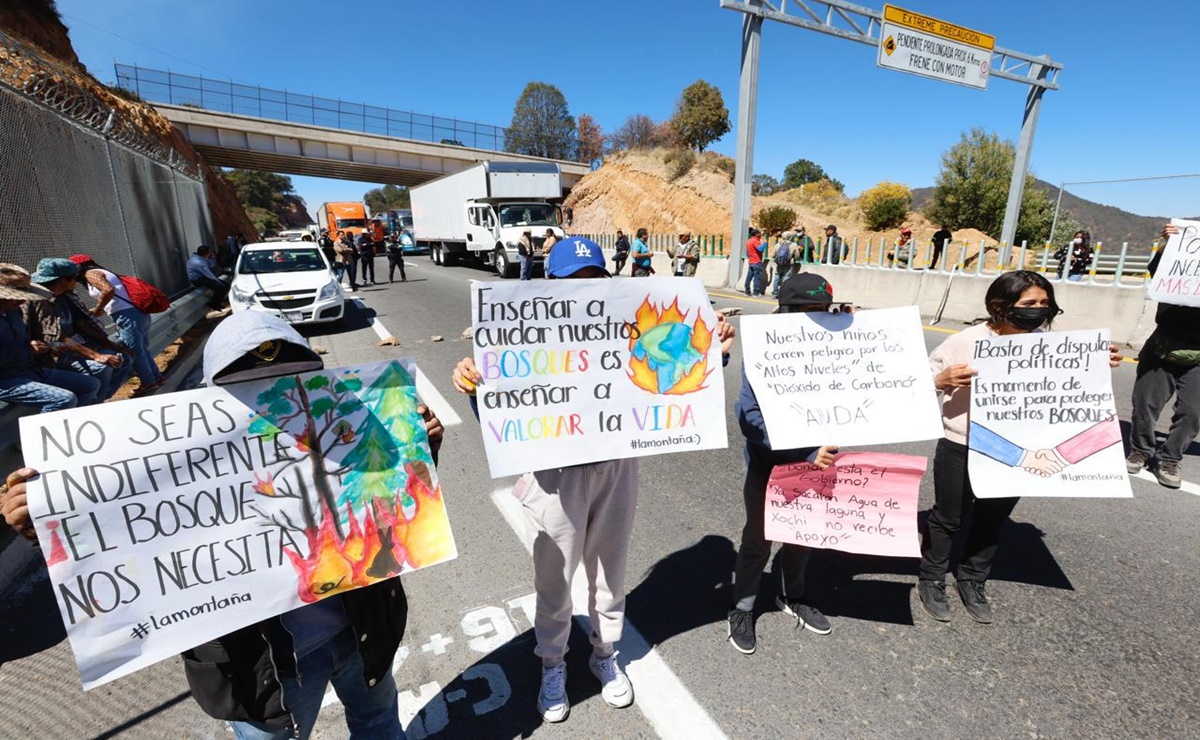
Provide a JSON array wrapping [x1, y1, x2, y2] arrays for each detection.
[[627, 297, 714, 395], [277, 464, 454, 603]]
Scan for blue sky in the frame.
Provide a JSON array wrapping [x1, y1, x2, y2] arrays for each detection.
[[58, 0, 1200, 221]]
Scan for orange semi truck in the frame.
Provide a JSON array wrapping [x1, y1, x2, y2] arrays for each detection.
[[316, 202, 383, 242]]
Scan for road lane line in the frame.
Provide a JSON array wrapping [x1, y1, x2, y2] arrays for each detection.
[[351, 298, 462, 427], [489, 487, 727, 740], [1132, 469, 1200, 496]]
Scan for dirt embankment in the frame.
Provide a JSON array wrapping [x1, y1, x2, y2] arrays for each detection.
[[0, 2, 257, 243], [565, 149, 1008, 267]]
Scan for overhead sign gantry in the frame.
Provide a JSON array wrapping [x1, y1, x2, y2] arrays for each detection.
[[719, 0, 1063, 286]]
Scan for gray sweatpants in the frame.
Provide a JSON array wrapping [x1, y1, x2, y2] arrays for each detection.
[[517, 459, 639, 667]]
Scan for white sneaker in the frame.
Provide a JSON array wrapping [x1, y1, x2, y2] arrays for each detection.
[[588, 652, 634, 708], [538, 662, 570, 722]]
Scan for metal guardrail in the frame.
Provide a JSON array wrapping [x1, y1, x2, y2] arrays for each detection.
[[577, 232, 1159, 287], [115, 63, 512, 152]]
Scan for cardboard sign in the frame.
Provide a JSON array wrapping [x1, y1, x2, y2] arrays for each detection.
[[18, 359, 456, 690], [1146, 218, 1200, 306], [967, 329, 1132, 498], [741, 306, 942, 448], [764, 453, 925, 557], [470, 277, 728, 478]]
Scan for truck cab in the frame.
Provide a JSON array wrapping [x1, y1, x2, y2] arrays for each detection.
[[467, 201, 562, 276]]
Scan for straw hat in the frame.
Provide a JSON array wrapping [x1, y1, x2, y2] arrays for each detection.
[[0, 264, 53, 301]]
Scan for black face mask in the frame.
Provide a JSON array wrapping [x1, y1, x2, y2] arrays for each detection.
[[1006, 307, 1053, 331]]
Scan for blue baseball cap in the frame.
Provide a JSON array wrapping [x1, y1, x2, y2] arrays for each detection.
[[546, 236, 610, 278]]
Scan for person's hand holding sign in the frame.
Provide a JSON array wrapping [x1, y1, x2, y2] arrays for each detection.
[[1109, 343, 1123, 368], [418, 403, 443, 455], [1, 467, 37, 542], [812, 445, 838, 470], [452, 357, 482, 396], [935, 364, 977, 391], [716, 313, 736, 357]]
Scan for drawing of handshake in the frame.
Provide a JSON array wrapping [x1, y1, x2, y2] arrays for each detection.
[[968, 418, 1121, 478]]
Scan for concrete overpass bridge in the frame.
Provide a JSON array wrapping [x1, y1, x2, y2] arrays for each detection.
[[117, 65, 589, 189]]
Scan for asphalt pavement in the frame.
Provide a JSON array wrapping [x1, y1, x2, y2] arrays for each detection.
[[1, 256, 1197, 739]]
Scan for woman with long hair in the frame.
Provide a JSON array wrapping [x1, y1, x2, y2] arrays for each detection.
[[917, 270, 1119, 623]]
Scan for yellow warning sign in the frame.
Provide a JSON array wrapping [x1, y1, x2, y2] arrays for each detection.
[[883, 4, 995, 51], [884, 35, 896, 56]]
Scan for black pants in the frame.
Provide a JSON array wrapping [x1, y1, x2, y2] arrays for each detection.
[[191, 277, 228, 309], [359, 254, 376, 283], [345, 259, 359, 289], [613, 255, 627, 275], [919, 439, 1019, 583], [731, 445, 811, 611], [387, 254, 406, 282], [929, 242, 943, 269], [1130, 347, 1200, 463]]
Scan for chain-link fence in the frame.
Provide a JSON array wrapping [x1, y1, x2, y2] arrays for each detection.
[[0, 31, 211, 297], [115, 63, 511, 152]]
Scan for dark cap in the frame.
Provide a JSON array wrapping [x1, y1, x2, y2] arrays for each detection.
[[778, 273, 833, 307], [825, 224, 837, 232]]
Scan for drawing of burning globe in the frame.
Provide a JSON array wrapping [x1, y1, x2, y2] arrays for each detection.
[[627, 297, 714, 394]]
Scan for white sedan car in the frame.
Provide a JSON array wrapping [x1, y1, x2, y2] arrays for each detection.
[[230, 243, 344, 325]]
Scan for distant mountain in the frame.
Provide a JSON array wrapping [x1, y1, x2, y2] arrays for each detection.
[[911, 179, 1166, 253]]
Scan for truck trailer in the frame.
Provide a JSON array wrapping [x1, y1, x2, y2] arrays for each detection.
[[410, 162, 565, 278]]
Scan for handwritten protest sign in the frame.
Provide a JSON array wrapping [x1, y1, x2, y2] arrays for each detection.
[[470, 277, 727, 478], [18, 359, 456, 690], [1146, 218, 1200, 307], [968, 329, 1131, 498], [741, 305, 942, 448], [763, 453, 924, 557]]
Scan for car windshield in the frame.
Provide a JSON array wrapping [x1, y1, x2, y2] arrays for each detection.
[[238, 248, 326, 274], [498, 204, 557, 228], [400, 217, 414, 229], [336, 218, 366, 229]]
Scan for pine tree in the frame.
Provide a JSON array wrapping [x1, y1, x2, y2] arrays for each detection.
[[669, 80, 730, 152], [505, 82, 578, 160]]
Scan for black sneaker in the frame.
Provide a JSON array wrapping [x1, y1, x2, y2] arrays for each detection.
[[775, 596, 832, 635], [918, 580, 951, 622], [956, 579, 993, 624], [727, 608, 756, 655]]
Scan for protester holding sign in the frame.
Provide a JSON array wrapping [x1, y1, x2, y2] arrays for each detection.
[[2, 311, 447, 739], [1127, 222, 1200, 489], [728, 274, 840, 656], [453, 236, 734, 722], [919, 271, 1121, 624]]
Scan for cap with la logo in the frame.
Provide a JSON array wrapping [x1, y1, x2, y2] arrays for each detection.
[[546, 236, 610, 278]]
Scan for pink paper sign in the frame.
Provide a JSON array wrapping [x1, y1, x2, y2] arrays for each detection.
[[764, 452, 927, 557]]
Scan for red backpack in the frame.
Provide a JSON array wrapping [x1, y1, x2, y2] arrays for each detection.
[[119, 275, 171, 314]]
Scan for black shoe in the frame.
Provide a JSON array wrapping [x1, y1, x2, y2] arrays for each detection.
[[956, 579, 993, 624], [918, 580, 951, 622], [727, 609, 756, 655], [775, 596, 832, 634]]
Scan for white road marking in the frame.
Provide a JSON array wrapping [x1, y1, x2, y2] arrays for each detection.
[[489, 487, 727, 740], [1132, 469, 1200, 497], [351, 298, 462, 427]]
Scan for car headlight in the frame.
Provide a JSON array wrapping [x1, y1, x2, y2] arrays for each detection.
[[318, 280, 340, 300], [231, 284, 255, 303]]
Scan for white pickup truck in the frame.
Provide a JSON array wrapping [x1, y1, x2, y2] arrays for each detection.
[[410, 161, 566, 278]]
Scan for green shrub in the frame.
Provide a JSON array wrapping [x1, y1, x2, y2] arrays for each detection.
[[755, 205, 797, 235], [712, 155, 736, 183], [860, 181, 912, 230], [666, 148, 696, 181]]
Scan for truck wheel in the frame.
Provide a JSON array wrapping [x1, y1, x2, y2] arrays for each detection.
[[494, 248, 516, 279], [430, 245, 439, 264]]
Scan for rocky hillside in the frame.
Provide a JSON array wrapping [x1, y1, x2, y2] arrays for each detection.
[[0, 1, 256, 243], [566, 149, 997, 262]]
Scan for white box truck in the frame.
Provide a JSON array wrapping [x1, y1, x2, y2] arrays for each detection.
[[410, 161, 566, 278]]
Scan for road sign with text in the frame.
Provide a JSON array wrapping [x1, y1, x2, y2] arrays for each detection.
[[877, 5, 994, 90]]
